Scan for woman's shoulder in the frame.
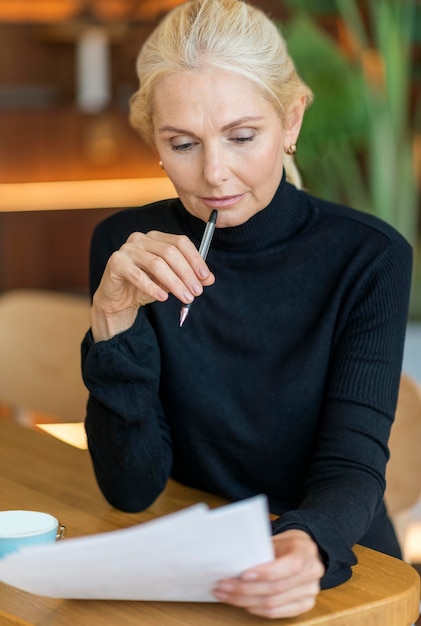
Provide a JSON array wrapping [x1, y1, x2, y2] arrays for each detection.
[[302, 188, 412, 251]]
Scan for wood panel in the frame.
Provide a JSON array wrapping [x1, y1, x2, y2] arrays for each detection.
[[0, 208, 119, 294], [0, 108, 161, 184]]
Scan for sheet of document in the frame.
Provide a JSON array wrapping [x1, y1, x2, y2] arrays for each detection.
[[0, 495, 274, 601]]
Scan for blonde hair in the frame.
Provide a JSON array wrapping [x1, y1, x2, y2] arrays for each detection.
[[129, 0, 313, 188]]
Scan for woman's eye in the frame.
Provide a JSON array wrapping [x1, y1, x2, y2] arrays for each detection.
[[171, 142, 195, 152], [231, 134, 255, 144]]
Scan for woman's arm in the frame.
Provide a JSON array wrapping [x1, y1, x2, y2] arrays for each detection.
[[213, 235, 412, 617], [82, 312, 173, 512], [273, 236, 413, 583], [82, 218, 215, 511]]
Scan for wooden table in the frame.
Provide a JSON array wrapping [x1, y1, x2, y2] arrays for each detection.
[[0, 418, 419, 625]]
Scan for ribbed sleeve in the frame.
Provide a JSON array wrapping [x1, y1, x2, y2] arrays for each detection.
[[330, 238, 412, 413]]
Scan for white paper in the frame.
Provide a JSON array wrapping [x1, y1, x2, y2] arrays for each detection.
[[0, 495, 274, 601]]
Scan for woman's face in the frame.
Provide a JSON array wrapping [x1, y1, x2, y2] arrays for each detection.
[[153, 68, 304, 228]]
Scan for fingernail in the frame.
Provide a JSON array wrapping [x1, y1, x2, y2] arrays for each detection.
[[191, 281, 202, 295], [216, 582, 234, 592], [214, 590, 229, 600], [241, 571, 258, 581], [183, 291, 194, 302], [198, 266, 210, 279], [157, 290, 168, 301]]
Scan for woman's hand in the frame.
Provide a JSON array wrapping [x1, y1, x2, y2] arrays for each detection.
[[90, 230, 215, 341], [213, 530, 325, 620]]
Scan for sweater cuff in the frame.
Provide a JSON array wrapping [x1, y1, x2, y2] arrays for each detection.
[[81, 309, 145, 352], [271, 510, 357, 588]]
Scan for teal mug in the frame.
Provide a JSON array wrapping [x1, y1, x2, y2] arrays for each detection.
[[0, 510, 65, 558]]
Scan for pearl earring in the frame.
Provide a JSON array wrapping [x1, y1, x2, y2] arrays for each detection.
[[159, 160, 165, 169]]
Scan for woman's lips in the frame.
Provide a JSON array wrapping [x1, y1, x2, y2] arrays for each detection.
[[201, 194, 244, 208]]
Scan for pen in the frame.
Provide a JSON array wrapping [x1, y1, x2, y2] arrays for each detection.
[[179, 209, 218, 327]]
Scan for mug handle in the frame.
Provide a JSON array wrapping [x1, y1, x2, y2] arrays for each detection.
[[56, 523, 66, 540]]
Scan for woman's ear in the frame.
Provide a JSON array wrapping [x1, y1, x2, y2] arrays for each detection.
[[284, 96, 306, 148]]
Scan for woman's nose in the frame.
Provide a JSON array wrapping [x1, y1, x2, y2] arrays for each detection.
[[202, 146, 229, 186]]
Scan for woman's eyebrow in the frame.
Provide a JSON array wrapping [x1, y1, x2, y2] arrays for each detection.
[[221, 116, 263, 131], [157, 125, 189, 134], [157, 116, 264, 134]]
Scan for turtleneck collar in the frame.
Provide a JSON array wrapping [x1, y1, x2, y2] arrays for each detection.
[[180, 171, 313, 254]]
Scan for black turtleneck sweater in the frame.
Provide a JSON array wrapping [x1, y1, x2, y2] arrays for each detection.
[[82, 174, 412, 588]]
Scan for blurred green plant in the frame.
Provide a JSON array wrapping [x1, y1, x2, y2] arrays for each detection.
[[281, 15, 368, 207], [280, 0, 420, 316]]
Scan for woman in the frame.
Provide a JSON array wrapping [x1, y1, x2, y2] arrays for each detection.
[[82, 0, 412, 619]]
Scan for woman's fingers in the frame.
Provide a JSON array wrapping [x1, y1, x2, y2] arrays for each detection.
[[147, 231, 213, 283], [105, 248, 168, 304], [120, 231, 214, 302], [246, 594, 318, 619], [213, 530, 324, 620], [101, 231, 215, 306], [214, 581, 318, 619], [90, 229, 216, 341]]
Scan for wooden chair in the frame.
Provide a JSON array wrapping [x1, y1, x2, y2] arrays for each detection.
[[0, 289, 90, 424], [385, 373, 421, 558]]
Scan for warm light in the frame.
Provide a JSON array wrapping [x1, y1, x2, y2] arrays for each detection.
[[91, 0, 143, 21], [0, 0, 80, 22], [37, 422, 88, 450], [130, 0, 186, 21], [0, 0, 187, 23], [404, 522, 421, 562], [0, 177, 176, 212]]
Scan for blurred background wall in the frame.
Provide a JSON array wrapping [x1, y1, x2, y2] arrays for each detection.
[[0, 0, 420, 314]]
